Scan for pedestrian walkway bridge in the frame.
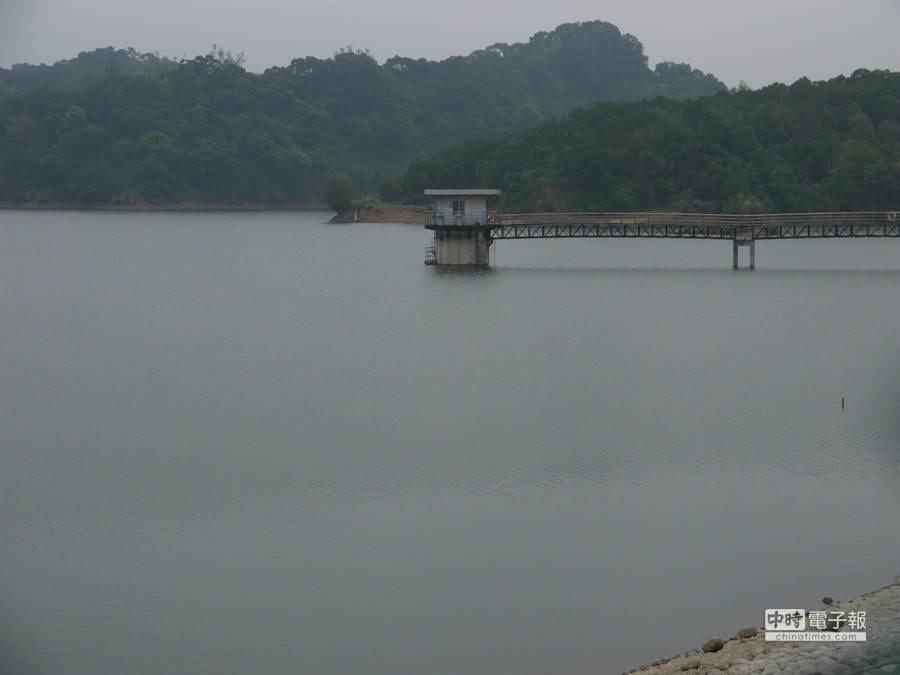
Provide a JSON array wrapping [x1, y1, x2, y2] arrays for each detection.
[[425, 211, 899, 268]]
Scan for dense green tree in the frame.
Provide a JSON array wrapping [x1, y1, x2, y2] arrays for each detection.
[[0, 48, 177, 103], [377, 173, 404, 202], [404, 70, 900, 213], [0, 21, 725, 205], [324, 174, 353, 213]]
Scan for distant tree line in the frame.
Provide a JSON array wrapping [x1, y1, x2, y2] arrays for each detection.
[[0, 22, 724, 205], [403, 70, 900, 213], [0, 47, 177, 103]]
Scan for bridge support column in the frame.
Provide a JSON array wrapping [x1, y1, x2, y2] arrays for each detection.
[[732, 238, 756, 270], [432, 228, 492, 267]]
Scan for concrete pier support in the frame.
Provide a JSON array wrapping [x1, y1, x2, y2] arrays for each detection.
[[732, 237, 756, 270], [433, 228, 492, 266]]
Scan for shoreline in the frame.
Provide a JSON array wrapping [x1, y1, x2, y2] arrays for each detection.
[[0, 201, 331, 212], [0, 202, 428, 223], [627, 572, 900, 674], [330, 204, 428, 224]]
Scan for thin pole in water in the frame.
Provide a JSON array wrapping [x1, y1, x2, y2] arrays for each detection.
[[842, 396, 845, 410]]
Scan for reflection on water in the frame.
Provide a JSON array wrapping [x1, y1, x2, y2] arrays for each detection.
[[1, 211, 899, 675]]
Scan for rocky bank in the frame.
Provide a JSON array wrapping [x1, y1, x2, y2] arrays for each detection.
[[627, 574, 900, 675]]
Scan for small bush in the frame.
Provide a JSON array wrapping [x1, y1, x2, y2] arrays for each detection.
[[324, 174, 353, 213], [377, 174, 404, 203]]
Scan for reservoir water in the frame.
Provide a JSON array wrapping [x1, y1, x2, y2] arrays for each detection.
[[1, 210, 899, 675]]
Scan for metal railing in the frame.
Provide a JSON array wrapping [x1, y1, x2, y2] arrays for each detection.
[[429, 210, 496, 227], [496, 212, 897, 227], [488, 212, 900, 241]]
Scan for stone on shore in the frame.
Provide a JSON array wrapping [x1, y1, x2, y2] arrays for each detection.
[[702, 637, 724, 653], [627, 571, 900, 675]]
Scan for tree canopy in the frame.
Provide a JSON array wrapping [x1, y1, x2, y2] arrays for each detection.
[[0, 21, 724, 205], [0, 48, 177, 103], [403, 69, 900, 213]]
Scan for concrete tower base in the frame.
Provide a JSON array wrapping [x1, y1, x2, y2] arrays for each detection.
[[433, 229, 492, 266]]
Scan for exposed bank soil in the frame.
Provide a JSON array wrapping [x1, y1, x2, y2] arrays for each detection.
[[330, 205, 428, 224], [0, 200, 328, 211], [627, 573, 900, 675]]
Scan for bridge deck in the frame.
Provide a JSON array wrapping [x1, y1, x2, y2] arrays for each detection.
[[428, 212, 899, 240]]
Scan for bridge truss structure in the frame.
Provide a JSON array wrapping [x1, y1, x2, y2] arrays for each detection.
[[489, 213, 899, 241], [424, 211, 899, 268]]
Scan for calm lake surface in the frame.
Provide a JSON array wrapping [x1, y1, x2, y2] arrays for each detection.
[[1, 210, 899, 675]]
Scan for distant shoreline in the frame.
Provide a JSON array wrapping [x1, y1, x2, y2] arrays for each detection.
[[0, 202, 429, 224], [0, 201, 331, 212], [330, 205, 428, 224]]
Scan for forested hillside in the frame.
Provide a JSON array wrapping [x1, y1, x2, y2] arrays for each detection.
[[404, 70, 900, 213], [0, 48, 177, 103], [0, 21, 723, 205]]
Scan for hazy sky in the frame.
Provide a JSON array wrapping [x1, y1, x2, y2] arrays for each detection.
[[1, 0, 897, 88]]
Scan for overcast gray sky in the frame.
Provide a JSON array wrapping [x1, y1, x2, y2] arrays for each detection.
[[0, 0, 897, 88]]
